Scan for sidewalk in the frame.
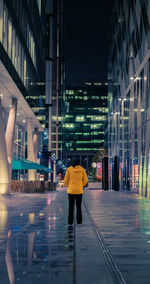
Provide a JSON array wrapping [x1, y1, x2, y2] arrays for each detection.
[[0, 189, 150, 283]]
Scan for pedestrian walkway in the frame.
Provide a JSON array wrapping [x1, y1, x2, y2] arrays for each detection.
[[0, 189, 150, 283]]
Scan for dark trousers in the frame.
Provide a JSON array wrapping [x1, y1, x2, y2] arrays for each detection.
[[68, 194, 83, 225]]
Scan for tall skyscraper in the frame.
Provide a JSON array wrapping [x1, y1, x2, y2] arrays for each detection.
[[63, 84, 108, 171], [108, 0, 150, 197]]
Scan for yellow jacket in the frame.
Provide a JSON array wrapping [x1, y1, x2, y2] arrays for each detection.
[[64, 165, 88, 194]]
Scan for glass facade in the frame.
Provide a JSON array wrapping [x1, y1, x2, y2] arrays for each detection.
[[108, 0, 150, 197], [0, 0, 46, 131], [63, 85, 108, 169]]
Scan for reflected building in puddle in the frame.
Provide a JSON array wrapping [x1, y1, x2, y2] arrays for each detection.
[[107, 0, 150, 198], [5, 230, 15, 284], [0, 203, 8, 232]]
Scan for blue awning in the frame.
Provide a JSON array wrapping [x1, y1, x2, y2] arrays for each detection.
[[12, 156, 52, 172]]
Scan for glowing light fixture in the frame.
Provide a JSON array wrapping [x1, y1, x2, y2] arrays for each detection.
[[92, 162, 97, 168]]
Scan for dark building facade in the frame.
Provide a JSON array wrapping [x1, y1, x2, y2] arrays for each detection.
[[63, 84, 108, 171], [46, 0, 64, 160], [108, 0, 150, 197]]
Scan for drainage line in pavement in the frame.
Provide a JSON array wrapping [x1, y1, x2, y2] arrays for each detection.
[[83, 199, 127, 284], [73, 223, 76, 284]]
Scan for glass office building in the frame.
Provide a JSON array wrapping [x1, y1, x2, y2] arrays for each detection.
[[63, 84, 108, 170], [0, 0, 46, 128], [108, 0, 150, 197], [0, 0, 45, 182]]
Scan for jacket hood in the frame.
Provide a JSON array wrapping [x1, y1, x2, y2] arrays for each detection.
[[71, 165, 83, 172]]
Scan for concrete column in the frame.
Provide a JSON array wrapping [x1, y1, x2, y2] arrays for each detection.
[[5, 98, 17, 180], [0, 97, 9, 194], [33, 128, 38, 163], [27, 119, 36, 181]]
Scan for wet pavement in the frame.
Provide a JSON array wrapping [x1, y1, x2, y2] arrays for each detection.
[[0, 189, 150, 283]]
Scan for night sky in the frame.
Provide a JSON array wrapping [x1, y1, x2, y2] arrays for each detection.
[[64, 0, 114, 86]]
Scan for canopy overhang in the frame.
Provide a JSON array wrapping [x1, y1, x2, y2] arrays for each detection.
[[0, 61, 44, 132], [12, 157, 52, 172]]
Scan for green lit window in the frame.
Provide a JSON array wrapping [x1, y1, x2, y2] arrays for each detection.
[[83, 96, 88, 100], [52, 116, 62, 121], [37, 115, 46, 120], [65, 115, 73, 118], [90, 116, 106, 121], [91, 124, 102, 129], [64, 124, 74, 128], [76, 141, 91, 144], [68, 90, 74, 94], [76, 116, 84, 122]]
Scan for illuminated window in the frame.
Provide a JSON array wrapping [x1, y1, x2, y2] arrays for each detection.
[[64, 124, 74, 128], [90, 116, 106, 121], [76, 141, 91, 144], [52, 116, 62, 121], [91, 124, 102, 129], [83, 96, 88, 100], [91, 140, 104, 143], [91, 96, 100, 99], [65, 115, 73, 118], [93, 107, 108, 112], [37, 0, 41, 15], [33, 107, 45, 111], [23, 58, 27, 85], [8, 19, 12, 58], [76, 116, 84, 122], [37, 115, 46, 120], [101, 96, 108, 99], [69, 90, 74, 94]]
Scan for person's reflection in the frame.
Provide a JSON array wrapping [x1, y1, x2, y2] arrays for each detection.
[[5, 230, 15, 284], [68, 226, 74, 251]]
